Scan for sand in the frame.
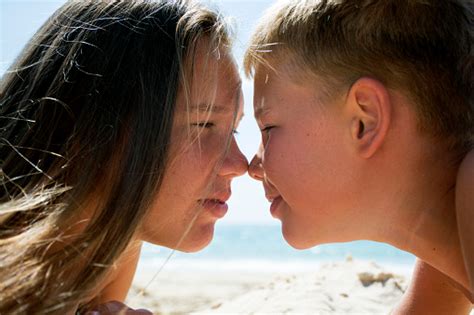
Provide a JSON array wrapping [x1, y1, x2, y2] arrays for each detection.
[[125, 257, 474, 314], [125, 258, 424, 314], [126, 268, 275, 314]]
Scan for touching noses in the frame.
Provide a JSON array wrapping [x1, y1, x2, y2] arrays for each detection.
[[248, 144, 264, 181], [219, 138, 248, 178]]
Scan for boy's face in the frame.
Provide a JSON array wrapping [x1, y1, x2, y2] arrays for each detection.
[[250, 65, 361, 248]]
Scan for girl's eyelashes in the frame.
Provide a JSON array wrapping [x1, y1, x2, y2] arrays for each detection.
[[193, 122, 240, 135], [192, 122, 215, 128]]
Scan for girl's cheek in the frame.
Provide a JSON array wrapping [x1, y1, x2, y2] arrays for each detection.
[[189, 132, 224, 165]]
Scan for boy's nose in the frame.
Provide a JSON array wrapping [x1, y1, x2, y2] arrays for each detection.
[[219, 138, 248, 178], [249, 147, 264, 181]]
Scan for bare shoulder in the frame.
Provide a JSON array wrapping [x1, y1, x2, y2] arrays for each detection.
[[455, 149, 474, 300], [457, 149, 474, 181]]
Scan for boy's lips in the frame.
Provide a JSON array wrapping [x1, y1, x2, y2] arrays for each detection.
[[264, 184, 284, 218], [265, 194, 279, 203], [269, 196, 283, 218], [263, 179, 280, 201]]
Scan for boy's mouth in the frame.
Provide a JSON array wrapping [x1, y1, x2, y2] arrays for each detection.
[[269, 196, 283, 218], [265, 194, 280, 203]]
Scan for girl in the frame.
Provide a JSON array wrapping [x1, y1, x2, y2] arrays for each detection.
[[0, 1, 247, 313]]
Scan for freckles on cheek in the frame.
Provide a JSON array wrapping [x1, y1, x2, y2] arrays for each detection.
[[188, 135, 223, 170], [262, 143, 287, 179], [267, 136, 309, 181]]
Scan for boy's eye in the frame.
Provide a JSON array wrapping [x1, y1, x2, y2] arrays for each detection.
[[260, 125, 274, 133]]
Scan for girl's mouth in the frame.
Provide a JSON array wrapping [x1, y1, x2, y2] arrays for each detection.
[[200, 199, 228, 218]]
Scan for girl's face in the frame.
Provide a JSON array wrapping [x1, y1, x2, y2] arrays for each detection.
[[140, 46, 247, 252], [249, 65, 360, 249]]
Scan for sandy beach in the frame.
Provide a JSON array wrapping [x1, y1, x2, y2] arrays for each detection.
[[126, 258, 421, 314]]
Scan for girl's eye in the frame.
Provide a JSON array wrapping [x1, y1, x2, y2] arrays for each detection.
[[232, 129, 239, 135], [192, 122, 214, 128]]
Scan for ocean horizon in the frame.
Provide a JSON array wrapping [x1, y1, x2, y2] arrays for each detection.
[[139, 224, 416, 275]]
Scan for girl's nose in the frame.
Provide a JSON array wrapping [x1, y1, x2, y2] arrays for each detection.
[[248, 144, 264, 181], [219, 137, 248, 178]]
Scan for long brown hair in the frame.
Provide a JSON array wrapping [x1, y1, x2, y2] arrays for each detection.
[[0, 1, 231, 313]]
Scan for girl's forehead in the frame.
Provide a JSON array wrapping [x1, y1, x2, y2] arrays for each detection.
[[191, 52, 240, 97], [176, 52, 242, 117]]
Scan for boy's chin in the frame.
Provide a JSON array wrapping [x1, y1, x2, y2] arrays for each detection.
[[281, 223, 319, 250]]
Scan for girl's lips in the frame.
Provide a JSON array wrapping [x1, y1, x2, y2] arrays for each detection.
[[270, 196, 283, 218], [201, 199, 228, 218]]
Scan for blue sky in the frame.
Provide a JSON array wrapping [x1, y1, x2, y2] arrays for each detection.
[[0, 0, 276, 225]]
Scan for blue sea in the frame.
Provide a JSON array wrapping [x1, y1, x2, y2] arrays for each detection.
[[140, 224, 416, 274]]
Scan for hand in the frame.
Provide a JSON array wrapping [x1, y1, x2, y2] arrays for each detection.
[[83, 301, 152, 315]]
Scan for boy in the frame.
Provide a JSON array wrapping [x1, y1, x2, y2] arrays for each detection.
[[245, 0, 473, 313]]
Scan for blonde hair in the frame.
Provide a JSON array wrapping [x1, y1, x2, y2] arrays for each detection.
[[0, 1, 231, 313], [245, 0, 473, 153]]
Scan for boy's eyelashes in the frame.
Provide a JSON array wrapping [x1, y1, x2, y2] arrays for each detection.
[[260, 125, 274, 133]]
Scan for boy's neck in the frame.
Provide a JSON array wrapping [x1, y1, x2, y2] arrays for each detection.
[[370, 147, 469, 291]]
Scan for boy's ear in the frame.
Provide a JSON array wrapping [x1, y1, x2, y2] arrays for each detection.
[[346, 77, 391, 158]]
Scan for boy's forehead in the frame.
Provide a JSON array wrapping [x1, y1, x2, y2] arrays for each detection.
[[253, 65, 342, 119], [252, 66, 298, 117], [253, 60, 314, 93], [253, 66, 275, 110], [254, 57, 315, 88]]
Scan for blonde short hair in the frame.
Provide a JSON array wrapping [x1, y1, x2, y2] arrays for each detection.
[[245, 0, 473, 153]]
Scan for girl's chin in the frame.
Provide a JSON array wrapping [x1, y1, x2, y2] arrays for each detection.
[[174, 222, 216, 253], [141, 220, 216, 252]]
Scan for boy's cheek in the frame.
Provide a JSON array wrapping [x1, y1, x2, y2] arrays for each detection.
[[262, 146, 293, 183]]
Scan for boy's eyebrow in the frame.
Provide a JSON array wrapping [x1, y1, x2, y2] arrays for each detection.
[[254, 96, 269, 120]]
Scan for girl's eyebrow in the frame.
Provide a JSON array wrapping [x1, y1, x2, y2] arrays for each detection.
[[190, 103, 231, 114], [191, 80, 243, 115], [234, 81, 244, 123]]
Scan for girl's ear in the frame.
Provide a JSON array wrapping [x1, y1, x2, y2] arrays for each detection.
[[346, 77, 392, 158]]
